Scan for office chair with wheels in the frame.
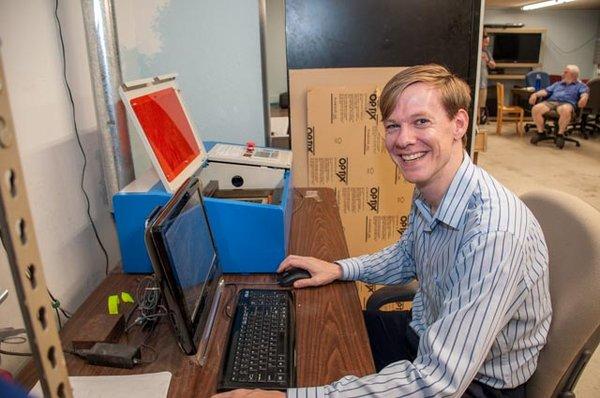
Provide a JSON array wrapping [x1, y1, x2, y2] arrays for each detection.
[[522, 189, 600, 398], [529, 108, 581, 149], [578, 78, 600, 138], [366, 189, 600, 398]]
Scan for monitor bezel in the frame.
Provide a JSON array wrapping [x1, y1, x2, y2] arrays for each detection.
[[145, 177, 222, 355], [491, 32, 542, 64], [120, 76, 207, 193]]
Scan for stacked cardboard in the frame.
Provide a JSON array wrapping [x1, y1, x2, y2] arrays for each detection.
[[305, 85, 413, 256], [289, 68, 415, 309]]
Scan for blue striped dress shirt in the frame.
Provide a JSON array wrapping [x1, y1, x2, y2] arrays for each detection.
[[288, 153, 552, 397]]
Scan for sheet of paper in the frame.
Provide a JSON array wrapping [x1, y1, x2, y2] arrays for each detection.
[[270, 116, 289, 137], [29, 372, 172, 398]]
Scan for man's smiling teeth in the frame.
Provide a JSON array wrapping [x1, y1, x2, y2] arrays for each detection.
[[401, 152, 426, 161]]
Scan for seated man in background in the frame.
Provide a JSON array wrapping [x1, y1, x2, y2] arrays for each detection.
[[529, 64, 589, 147], [214, 64, 552, 398]]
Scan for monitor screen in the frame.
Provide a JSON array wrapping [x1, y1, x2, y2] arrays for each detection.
[[159, 185, 221, 324], [130, 87, 201, 182], [492, 33, 542, 63]]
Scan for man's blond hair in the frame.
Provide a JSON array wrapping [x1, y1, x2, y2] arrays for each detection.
[[379, 64, 472, 121]]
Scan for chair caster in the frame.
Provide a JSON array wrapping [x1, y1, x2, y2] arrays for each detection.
[[530, 133, 545, 145], [555, 135, 565, 149]]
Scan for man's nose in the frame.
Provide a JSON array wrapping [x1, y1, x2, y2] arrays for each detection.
[[391, 127, 416, 148]]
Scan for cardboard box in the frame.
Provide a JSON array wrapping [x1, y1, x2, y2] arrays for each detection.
[[289, 67, 406, 187], [304, 84, 414, 257], [289, 69, 418, 307], [304, 79, 417, 308]]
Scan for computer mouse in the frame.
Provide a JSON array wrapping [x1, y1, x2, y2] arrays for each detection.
[[277, 268, 312, 287]]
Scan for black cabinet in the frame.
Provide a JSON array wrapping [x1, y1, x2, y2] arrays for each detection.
[[286, 0, 482, 150]]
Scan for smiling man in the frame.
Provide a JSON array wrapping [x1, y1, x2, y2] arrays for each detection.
[[213, 65, 552, 398]]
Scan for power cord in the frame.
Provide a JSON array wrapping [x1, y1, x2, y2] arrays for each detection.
[[54, 0, 110, 275], [24, 266, 72, 330], [124, 276, 168, 333], [0, 348, 31, 357], [47, 288, 72, 331], [0, 330, 31, 358]]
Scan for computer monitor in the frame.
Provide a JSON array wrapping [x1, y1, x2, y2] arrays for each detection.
[[145, 177, 223, 355], [120, 76, 207, 193], [492, 33, 542, 64]]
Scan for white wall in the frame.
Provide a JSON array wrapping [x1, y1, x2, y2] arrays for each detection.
[[485, 9, 600, 79], [0, 1, 120, 374], [265, 0, 288, 104], [115, 0, 267, 175]]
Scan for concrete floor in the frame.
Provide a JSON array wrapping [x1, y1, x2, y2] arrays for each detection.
[[477, 123, 600, 397]]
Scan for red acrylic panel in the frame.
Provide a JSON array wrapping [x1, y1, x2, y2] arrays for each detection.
[[130, 87, 201, 182]]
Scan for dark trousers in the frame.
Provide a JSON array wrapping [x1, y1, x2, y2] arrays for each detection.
[[363, 310, 526, 398]]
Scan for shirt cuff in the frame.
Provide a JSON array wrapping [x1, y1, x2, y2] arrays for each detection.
[[335, 257, 363, 281], [287, 386, 327, 398]]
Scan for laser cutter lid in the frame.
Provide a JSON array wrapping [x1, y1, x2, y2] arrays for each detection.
[[119, 74, 207, 193]]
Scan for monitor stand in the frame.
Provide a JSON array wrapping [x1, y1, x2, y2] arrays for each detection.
[[196, 279, 225, 366]]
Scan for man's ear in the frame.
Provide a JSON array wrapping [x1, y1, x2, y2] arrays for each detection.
[[453, 109, 469, 141]]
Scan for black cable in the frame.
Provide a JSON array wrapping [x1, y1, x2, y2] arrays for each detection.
[[0, 336, 27, 345], [0, 348, 32, 357], [54, 0, 110, 275], [54, 307, 63, 330], [0, 332, 30, 358], [547, 35, 597, 55], [47, 288, 72, 319]]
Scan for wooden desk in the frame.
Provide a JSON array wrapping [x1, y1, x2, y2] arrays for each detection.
[[18, 188, 375, 396]]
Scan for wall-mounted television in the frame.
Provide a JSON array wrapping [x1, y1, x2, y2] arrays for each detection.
[[492, 33, 542, 63]]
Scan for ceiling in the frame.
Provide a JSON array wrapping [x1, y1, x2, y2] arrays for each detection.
[[486, 0, 600, 10]]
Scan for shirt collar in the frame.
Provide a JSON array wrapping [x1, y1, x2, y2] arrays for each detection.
[[561, 80, 578, 86], [414, 152, 478, 231]]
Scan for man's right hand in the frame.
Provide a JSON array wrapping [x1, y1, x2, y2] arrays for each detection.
[[528, 93, 537, 106], [277, 255, 343, 288]]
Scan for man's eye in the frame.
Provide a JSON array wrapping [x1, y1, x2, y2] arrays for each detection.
[[385, 124, 400, 133], [415, 118, 430, 126]]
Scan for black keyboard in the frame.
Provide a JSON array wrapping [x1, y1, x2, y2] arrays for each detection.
[[218, 289, 295, 391]]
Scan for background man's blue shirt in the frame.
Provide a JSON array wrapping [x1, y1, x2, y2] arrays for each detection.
[[546, 80, 589, 107]]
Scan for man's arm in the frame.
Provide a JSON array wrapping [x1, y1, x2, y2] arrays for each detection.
[[487, 50, 496, 69], [335, 226, 416, 285], [288, 231, 526, 397], [578, 92, 589, 108], [278, 209, 417, 287], [528, 89, 548, 105]]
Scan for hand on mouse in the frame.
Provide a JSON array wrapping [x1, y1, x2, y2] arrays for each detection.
[[277, 255, 343, 288]]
